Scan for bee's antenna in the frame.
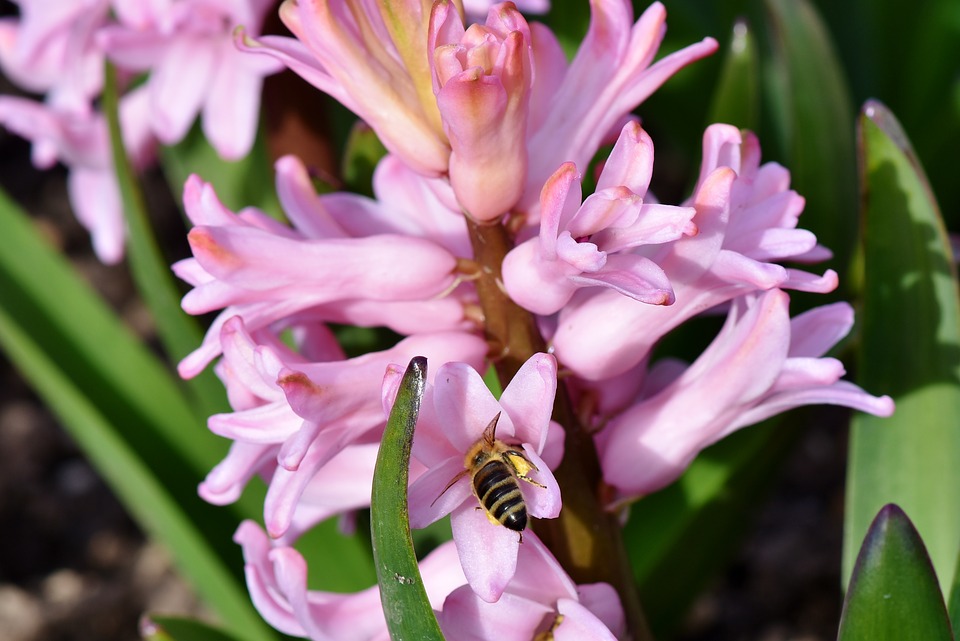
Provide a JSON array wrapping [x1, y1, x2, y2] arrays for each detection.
[[482, 412, 502, 444]]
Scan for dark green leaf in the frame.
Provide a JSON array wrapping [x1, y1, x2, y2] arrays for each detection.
[[838, 504, 954, 641], [627, 418, 799, 636], [295, 515, 377, 592], [706, 19, 759, 130], [844, 101, 960, 594], [0, 188, 275, 641], [142, 616, 246, 641], [949, 546, 960, 633], [765, 0, 857, 275], [540, 0, 590, 58], [370, 357, 445, 641], [160, 118, 282, 221], [341, 122, 388, 197]]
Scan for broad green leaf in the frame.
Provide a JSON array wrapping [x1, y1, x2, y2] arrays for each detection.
[[765, 0, 857, 275], [142, 616, 246, 641], [0, 189, 274, 640], [844, 101, 960, 595], [949, 546, 960, 633], [370, 357, 445, 641], [829, 0, 960, 231], [837, 504, 954, 641], [0, 306, 275, 641], [706, 19, 759, 131], [102, 63, 226, 419], [627, 418, 799, 636]]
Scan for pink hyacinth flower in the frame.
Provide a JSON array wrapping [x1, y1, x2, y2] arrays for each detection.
[[0, 0, 108, 114], [599, 289, 895, 502], [0, 88, 154, 263], [502, 121, 697, 314], [520, 1, 717, 213], [429, 1, 533, 221], [197, 316, 342, 508], [552, 123, 840, 381], [97, 0, 281, 159], [238, 0, 450, 175], [174, 154, 474, 378], [196, 315, 487, 540], [235, 522, 467, 641], [437, 532, 624, 640], [398, 353, 563, 603], [463, 0, 550, 24], [265, 333, 487, 540]]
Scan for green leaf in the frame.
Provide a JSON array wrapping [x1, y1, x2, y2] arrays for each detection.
[[0, 189, 274, 641], [341, 122, 388, 198], [0, 307, 273, 641], [837, 504, 954, 641], [844, 101, 960, 595], [949, 546, 960, 633], [295, 515, 377, 592], [706, 18, 759, 131], [102, 63, 226, 418], [765, 0, 858, 275], [627, 418, 799, 636], [160, 118, 282, 221], [370, 357, 445, 641], [142, 616, 246, 641], [540, 1, 590, 59]]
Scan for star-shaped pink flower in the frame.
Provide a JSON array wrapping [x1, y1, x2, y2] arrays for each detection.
[[387, 353, 564, 602]]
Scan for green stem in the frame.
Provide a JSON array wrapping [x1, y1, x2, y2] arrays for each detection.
[[102, 61, 226, 418]]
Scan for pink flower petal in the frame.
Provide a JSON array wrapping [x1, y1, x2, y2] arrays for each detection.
[[408, 456, 473, 529], [432, 362, 505, 451], [451, 502, 521, 602], [499, 352, 557, 451]]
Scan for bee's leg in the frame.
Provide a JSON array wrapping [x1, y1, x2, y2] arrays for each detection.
[[518, 531, 524, 544], [430, 468, 470, 507], [505, 451, 547, 488], [517, 473, 547, 489]]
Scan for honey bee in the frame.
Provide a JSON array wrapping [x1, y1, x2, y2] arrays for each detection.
[[435, 412, 546, 540]]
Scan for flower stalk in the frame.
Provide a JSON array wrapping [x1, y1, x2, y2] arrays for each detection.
[[465, 215, 653, 641]]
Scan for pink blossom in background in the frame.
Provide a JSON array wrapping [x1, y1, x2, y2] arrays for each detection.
[[502, 121, 697, 314], [0, 0, 109, 113], [551, 123, 840, 381], [397, 353, 563, 603], [462, 0, 550, 24], [98, 0, 282, 159], [0, 87, 154, 263], [598, 289, 895, 502]]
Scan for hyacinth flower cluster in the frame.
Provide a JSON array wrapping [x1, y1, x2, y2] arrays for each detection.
[[1, 0, 898, 639], [0, 0, 281, 263]]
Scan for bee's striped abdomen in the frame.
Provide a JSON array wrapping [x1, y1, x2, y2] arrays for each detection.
[[474, 460, 528, 532]]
